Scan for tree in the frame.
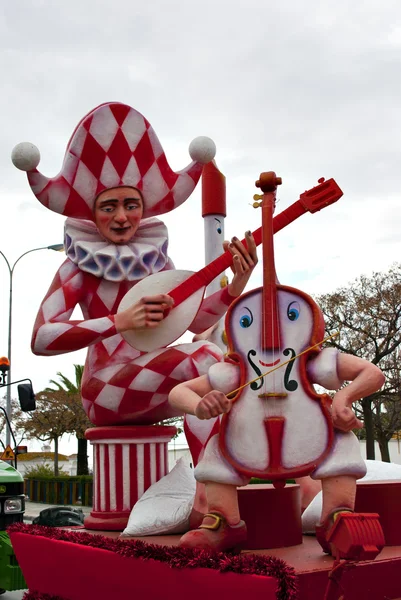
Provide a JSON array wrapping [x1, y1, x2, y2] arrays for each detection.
[[157, 416, 184, 438], [317, 264, 401, 461], [14, 391, 76, 475], [46, 365, 92, 475], [369, 351, 401, 461], [0, 396, 26, 451]]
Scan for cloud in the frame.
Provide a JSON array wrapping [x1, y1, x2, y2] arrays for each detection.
[[1, 0, 401, 416]]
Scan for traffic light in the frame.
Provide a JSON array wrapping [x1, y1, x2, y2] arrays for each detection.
[[17, 383, 36, 412], [0, 358, 10, 373]]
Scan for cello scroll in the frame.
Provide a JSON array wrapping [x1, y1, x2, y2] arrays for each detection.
[[255, 171, 282, 193]]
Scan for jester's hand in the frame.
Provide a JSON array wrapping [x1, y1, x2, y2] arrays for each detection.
[[331, 396, 363, 432], [115, 294, 174, 332], [195, 390, 232, 420], [225, 231, 258, 297]]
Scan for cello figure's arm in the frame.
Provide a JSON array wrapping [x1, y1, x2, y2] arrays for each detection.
[[331, 354, 385, 432], [307, 347, 344, 390], [169, 375, 231, 420]]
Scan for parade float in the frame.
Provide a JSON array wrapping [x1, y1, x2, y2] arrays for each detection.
[[7, 102, 401, 600]]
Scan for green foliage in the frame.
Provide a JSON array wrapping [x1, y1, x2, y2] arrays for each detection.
[[250, 478, 296, 484], [47, 365, 84, 394], [24, 464, 93, 483], [45, 365, 91, 476], [156, 416, 183, 438], [23, 463, 69, 479]]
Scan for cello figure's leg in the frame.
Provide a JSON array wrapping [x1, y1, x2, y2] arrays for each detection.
[[316, 475, 384, 560], [179, 482, 247, 552], [295, 476, 322, 512], [320, 475, 357, 523]]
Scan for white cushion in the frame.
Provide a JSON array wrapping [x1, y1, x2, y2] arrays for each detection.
[[302, 460, 401, 534], [121, 457, 196, 537]]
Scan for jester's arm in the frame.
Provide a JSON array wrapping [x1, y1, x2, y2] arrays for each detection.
[[169, 375, 232, 420], [189, 231, 257, 334], [31, 260, 117, 356], [188, 286, 236, 334]]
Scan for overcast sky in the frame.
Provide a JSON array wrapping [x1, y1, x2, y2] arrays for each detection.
[[1, 0, 401, 454]]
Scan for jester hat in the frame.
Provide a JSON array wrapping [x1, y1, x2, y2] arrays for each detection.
[[11, 102, 216, 220]]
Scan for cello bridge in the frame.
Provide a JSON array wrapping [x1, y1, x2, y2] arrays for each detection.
[[258, 392, 288, 399]]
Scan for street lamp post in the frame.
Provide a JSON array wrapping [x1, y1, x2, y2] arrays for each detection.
[[0, 244, 64, 447]]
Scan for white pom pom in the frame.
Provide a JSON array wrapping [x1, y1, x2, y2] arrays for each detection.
[[11, 142, 41, 171], [189, 136, 216, 164]]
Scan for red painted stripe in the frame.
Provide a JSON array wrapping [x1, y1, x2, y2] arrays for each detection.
[[129, 445, 138, 506], [164, 444, 169, 475], [202, 161, 226, 217], [95, 447, 101, 511], [264, 418, 285, 469], [143, 444, 151, 493], [156, 444, 162, 481], [104, 444, 110, 512], [114, 444, 123, 511]]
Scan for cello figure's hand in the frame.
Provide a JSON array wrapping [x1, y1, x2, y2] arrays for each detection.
[[331, 394, 363, 432], [195, 390, 232, 420], [332, 354, 384, 432], [115, 294, 174, 332], [224, 231, 258, 297]]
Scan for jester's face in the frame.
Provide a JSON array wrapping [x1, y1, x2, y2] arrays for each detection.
[[227, 286, 324, 393], [94, 186, 144, 245]]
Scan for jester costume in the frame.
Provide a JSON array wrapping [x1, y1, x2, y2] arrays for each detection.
[[13, 101, 232, 431]]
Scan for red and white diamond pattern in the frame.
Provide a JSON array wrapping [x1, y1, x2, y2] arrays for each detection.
[[27, 102, 203, 220], [32, 259, 232, 431]]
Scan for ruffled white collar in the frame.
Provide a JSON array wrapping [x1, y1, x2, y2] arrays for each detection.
[[64, 217, 170, 282]]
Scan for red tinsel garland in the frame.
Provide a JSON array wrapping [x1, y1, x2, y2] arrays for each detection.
[[23, 592, 66, 600], [10, 522, 298, 600]]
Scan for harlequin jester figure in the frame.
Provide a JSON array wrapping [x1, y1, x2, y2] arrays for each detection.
[[11, 103, 257, 498], [169, 172, 385, 556]]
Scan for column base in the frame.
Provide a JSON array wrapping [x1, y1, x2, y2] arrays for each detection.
[[84, 510, 130, 531], [85, 425, 177, 532]]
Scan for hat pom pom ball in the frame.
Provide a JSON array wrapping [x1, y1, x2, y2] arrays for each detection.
[[11, 142, 41, 171], [189, 136, 216, 165]]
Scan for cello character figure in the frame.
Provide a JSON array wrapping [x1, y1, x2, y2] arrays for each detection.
[[169, 172, 385, 555]]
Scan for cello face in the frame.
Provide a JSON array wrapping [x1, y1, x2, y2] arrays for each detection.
[[222, 285, 331, 477], [228, 286, 319, 387]]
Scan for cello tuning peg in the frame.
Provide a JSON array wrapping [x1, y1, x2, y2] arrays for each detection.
[[253, 201, 262, 208], [253, 194, 263, 200]]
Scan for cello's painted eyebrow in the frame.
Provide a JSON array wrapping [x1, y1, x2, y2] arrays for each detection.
[[214, 218, 222, 224]]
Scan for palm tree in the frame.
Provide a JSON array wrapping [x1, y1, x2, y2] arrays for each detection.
[[46, 365, 92, 475]]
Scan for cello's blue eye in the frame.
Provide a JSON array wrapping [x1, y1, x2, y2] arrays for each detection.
[[217, 227, 222, 234], [287, 301, 300, 321], [239, 308, 253, 328]]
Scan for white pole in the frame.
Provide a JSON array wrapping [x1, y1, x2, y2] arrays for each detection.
[[201, 161, 228, 350]]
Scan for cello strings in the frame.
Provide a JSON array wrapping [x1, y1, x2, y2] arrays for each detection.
[[266, 189, 280, 418], [269, 193, 277, 417]]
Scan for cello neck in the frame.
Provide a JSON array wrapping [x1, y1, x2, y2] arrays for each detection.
[[168, 178, 343, 307]]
